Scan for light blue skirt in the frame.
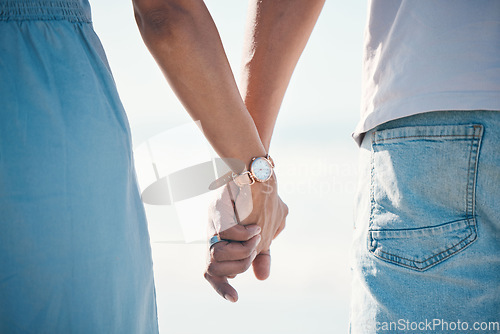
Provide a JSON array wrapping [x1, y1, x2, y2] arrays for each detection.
[[0, 1, 158, 333]]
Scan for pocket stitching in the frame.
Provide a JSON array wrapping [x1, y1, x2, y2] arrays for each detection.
[[466, 125, 483, 217], [368, 124, 483, 271], [374, 133, 481, 143], [369, 218, 477, 271]]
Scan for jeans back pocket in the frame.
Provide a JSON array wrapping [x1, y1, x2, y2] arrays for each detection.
[[368, 124, 483, 271]]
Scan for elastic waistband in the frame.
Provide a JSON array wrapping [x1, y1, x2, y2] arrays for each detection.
[[0, 1, 91, 23]]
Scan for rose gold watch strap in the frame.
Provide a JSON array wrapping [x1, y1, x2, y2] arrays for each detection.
[[266, 155, 275, 168], [232, 171, 255, 187]]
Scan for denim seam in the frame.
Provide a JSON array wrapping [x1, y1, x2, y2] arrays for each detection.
[[373, 134, 481, 144], [372, 124, 482, 144], [467, 125, 483, 217], [368, 132, 376, 231], [369, 218, 477, 271], [466, 127, 478, 216], [466, 135, 472, 217], [368, 124, 484, 271], [369, 220, 475, 262]]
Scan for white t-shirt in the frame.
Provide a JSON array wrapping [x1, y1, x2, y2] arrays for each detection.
[[354, 0, 500, 145]]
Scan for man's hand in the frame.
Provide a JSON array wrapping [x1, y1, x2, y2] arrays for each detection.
[[204, 176, 288, 301], [239, 175, 288, 280]]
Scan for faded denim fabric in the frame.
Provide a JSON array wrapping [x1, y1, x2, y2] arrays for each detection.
[[350, 111, 500, 334]]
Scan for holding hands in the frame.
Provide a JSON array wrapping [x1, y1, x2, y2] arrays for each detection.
[[205, 174, 288, 302], [134, 0, 322, 304]]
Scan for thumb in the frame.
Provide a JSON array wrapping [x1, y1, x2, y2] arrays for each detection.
[[252, 250, 271, 280]]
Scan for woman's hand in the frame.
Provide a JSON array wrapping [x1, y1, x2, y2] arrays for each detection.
[[204, 177, 288, 301]]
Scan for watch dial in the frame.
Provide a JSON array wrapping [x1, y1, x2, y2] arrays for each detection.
[[251, 157, 272, 182]]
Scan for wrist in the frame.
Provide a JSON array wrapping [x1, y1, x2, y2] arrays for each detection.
[[232, 155, 275, 187]]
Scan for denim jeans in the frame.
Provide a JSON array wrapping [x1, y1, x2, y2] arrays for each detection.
[[350, 111, 500, 333]]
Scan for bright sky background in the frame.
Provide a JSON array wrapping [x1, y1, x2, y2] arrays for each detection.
[[91, 1, 368, 333]]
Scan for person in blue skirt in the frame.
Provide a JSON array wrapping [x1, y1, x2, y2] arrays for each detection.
[[0, 1, 160, 332], [0, 0, 287, 332]]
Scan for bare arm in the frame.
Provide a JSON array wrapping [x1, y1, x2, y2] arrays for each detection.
[[133, 0, 267, 170], [203, 0, 325, 301], [132, 0, 289, 301], [241, 0, 325, 150]]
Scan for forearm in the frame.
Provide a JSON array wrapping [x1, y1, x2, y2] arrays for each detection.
[[241, 0, 325, 150], [133, 0, 266, 171]]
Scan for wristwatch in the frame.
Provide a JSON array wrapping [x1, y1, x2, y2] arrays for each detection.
[[232, 155, 275, 187]]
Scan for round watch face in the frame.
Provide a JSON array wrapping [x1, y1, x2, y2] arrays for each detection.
[[250, 157, 273, 182]]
